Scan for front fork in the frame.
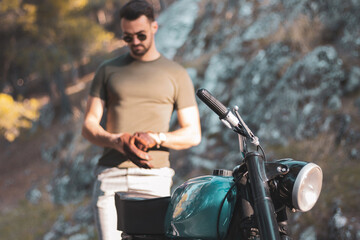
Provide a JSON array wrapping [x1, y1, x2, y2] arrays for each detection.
[[229, 152, 291, 240], [244, 152, 281, 240], [225, 153, 291, 240]]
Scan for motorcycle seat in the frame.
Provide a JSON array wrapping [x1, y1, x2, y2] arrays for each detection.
[[115, 192, 171, 235]]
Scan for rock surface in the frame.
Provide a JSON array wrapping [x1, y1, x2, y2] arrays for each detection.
[[33, 0, 360, 239]]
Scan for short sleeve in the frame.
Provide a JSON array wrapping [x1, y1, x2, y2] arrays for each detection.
[[174, 68, 197, 110], [89, 65, 106, 101]]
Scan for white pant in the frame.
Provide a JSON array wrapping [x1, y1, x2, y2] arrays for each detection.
[[92, 166, 175, 240]]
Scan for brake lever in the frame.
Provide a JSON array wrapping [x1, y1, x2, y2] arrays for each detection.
[[233, 106, 260, 147]]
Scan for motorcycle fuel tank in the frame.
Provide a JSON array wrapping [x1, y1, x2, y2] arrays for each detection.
[[165, 173, 237, 239]]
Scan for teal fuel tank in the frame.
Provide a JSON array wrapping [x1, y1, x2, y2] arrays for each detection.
[[165, 172, 237, 239]]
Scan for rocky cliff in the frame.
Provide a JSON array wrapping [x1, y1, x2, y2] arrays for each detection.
[[2, 0, 359, 239]]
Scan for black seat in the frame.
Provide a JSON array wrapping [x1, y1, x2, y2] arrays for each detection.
[[115, 192, 171, 235]]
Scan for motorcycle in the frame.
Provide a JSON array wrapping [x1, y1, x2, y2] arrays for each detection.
[[115, 88, 323, 240]]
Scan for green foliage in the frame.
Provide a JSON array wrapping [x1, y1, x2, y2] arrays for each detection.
[[0, 93, 40, 142], [19, 0, 113, 68], [0, 0, 21, 12], [16, 4, 37, 33], [0, 0, 114, 96], [0, 0, 114, 118]]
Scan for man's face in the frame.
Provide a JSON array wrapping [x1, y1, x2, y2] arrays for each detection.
[[121, 15, 158, 57]]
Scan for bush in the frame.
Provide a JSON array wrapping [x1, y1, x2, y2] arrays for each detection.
[[0, 93, 40, 142]]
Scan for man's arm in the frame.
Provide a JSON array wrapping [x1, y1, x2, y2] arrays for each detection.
[[82, 96, 120, 148], [82, 96, 153, 168], [149, 105, 201, 150]]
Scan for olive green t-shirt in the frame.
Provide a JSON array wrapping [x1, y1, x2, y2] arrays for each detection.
[[89, 53, 197, 168]]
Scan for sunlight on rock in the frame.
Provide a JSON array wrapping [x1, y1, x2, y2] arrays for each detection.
[[156, 0, 200, 59]]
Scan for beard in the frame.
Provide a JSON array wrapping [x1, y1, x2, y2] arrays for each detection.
[[129, 34, 153, 57], [130, 44, 150, 56]]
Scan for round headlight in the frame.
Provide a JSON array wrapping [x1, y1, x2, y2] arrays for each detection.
[[292, 163, 323, 212], [274, 159, 323, 212]]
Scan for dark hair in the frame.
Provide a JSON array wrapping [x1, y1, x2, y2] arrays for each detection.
[[119, 0, 155, 22]]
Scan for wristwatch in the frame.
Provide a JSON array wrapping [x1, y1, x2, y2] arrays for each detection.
[[157, 132, 167, 148]]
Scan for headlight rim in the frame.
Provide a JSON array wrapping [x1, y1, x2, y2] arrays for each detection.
[[292, 162, 323, 212]]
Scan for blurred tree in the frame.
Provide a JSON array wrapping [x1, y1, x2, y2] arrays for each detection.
[[0, 93, 40, 142], [0, 0, 113, 117], [0, 0, 171, 120]]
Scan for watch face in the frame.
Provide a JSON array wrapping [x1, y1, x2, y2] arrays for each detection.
[[159, 133, 166, 142]]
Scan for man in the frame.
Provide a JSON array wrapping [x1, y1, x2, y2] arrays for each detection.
[[81, 0, 201, 239]]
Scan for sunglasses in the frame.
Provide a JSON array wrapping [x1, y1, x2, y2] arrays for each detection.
[[122, 33, 147, 43]]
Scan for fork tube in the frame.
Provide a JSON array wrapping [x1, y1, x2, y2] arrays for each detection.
[[238, 135, 247, 159], [245, 152, 281, 240]]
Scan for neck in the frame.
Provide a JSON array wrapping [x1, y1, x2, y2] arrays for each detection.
[[131, 45, 160, 62]]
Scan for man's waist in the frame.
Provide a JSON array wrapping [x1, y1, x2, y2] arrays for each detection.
[[98, 148, 170, 168]]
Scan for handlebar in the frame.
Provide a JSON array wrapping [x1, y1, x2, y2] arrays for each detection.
[[196, 88, 228, 119], [196, 88, 240, 130], [196, 88, 260, 147]]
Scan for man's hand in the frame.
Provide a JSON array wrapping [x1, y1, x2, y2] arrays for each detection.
[[133, 132, 158, 151], [114, 133, 154, 169]]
